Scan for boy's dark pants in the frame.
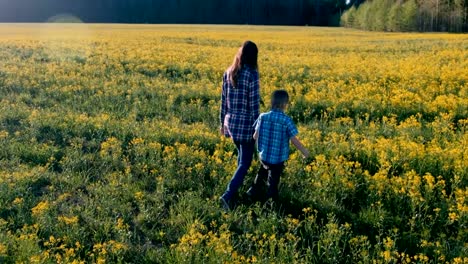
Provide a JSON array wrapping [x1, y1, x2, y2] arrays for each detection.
[[247, 161, 285, 202]]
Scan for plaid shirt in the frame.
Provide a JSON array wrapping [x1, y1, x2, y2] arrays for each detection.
[[220, 66, 260, 142], [255, 109, 298, 164]]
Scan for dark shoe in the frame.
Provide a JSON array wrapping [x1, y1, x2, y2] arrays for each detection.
[[219, 197, 230, 211]]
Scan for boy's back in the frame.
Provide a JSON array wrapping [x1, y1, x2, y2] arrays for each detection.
[[256, 109, 298, 165]]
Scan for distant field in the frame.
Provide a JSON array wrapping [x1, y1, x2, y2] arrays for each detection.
[[0, 24, 466, 263]]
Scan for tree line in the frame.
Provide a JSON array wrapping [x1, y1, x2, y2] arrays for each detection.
[[0, 0, 349, 26], [341, 0, 468, 32]]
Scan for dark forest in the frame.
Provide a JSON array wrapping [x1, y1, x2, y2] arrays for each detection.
[[0, 0, 358, 26]]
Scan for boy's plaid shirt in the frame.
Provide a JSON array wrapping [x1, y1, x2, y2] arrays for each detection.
[[220, 66, 260, 142], [255, 109, 299, 164]]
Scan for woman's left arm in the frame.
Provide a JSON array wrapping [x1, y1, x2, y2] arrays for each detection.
[[249, 71, 260, 120], [220, 73, 228, 131]]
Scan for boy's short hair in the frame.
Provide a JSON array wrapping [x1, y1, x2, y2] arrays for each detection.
[[271, 89, 289, 109]]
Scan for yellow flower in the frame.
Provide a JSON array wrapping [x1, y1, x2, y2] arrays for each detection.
[[58, 215, 79, 225], [423, 173, 435, 190], [97, 256, 106, 264], [130, 137, 145, 145], [448, 212, 458, 222], [453, 257, 468, 264], [383, 250, 391, 262], [134, 191, 144, 201], [0, 243, 7, 255], [65, 248, 75, 258], [0, 130, 8, 139], [29, 255, 42, 263], [13, 197, 24, 205], [58, 193, 71, 201], [100, 137, 122, 158], [31, 201, 49, 217], [110, 241, 128, 252], [116, 218, 129, 230]]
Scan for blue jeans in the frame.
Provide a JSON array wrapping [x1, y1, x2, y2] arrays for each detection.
[[221, 140, 255, 202]]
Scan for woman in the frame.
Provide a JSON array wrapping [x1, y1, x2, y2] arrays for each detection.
[[219, 40, 260, 210]]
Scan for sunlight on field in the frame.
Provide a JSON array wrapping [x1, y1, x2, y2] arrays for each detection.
[[0, 24, 467, 263]]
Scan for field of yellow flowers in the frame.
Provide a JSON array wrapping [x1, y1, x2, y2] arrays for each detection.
[[0, 24, 467, 263]]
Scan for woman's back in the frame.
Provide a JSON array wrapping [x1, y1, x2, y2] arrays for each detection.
[[221, 65, 259, 142], [225, 66, 258, 116]]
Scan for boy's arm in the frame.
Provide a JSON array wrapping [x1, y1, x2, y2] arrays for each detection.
[[291, 136, 310, 159], [286, 118, 309, 159]]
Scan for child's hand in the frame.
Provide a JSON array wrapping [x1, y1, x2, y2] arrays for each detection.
[[291, 136, 309, 160]]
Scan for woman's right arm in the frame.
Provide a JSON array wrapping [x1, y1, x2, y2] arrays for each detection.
[[249, 71, 260, 120]]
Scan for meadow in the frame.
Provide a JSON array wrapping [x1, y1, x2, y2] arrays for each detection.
[[0, 24, 467, 263]]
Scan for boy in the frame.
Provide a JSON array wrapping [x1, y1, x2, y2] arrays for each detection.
[[246, 89, 310, 202]]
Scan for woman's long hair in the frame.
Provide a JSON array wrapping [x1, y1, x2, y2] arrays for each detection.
[[228, 41, 258, 88]]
